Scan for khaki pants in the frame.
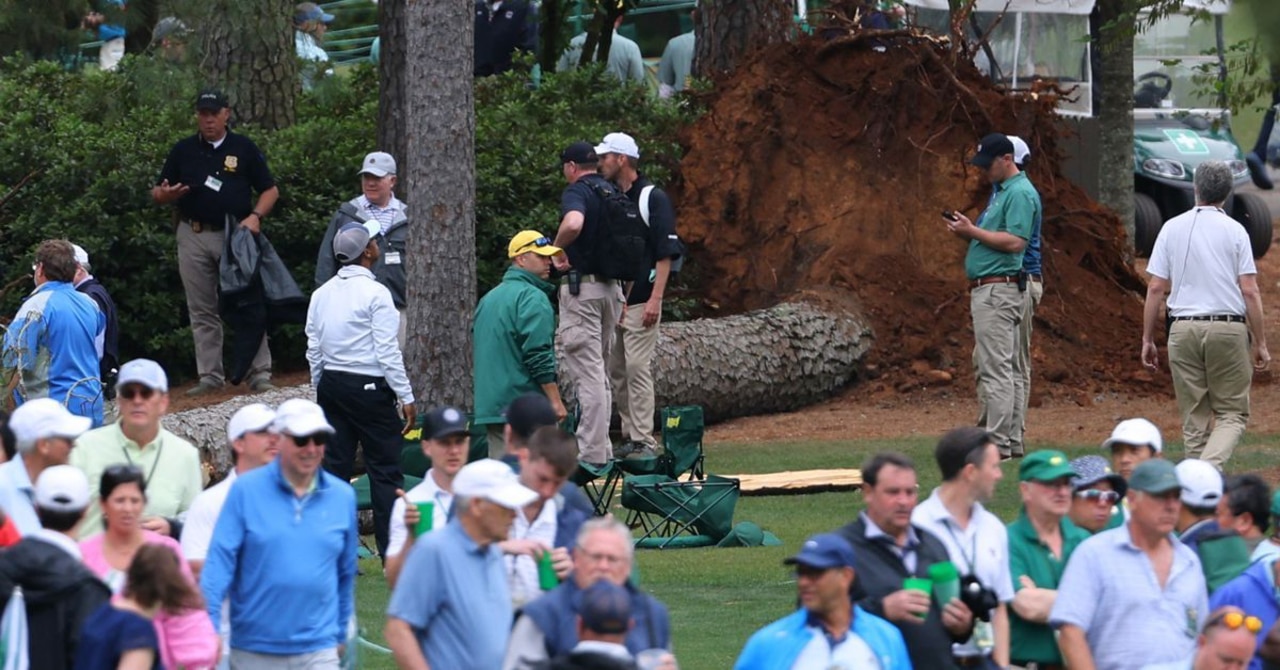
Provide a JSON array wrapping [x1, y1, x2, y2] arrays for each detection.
[[1167, 320, 1252, 467], [98, 37, 124, 71], [609, 304, 661, 448], [488, 424, 507, 459], [177, 221, 271, 386], [971, 283, 1023, 455], [557, 281, 621, 464], [975, 280, 1041, 455]]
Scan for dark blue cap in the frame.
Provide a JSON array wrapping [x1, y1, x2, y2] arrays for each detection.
[[784, 533, 855, 570], [579, 580, 631, 635]]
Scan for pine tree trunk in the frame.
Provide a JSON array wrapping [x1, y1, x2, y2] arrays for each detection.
[[198, 0, 296, 130], [378, 0, 409, 194], [402, 0, 477, 408], [692, 0, 792, 79], [1093, 0, 1137, 253], [179, 298, 873, 475]]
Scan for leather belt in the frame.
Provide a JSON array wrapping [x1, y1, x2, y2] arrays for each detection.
[[953, 655, 988, 668], [182, 219, 224, 234], [969, 275, 1020, 290], [558, 274, 614, 286], [1173, 315, 1245, 324], [1013, 661, 1065, 670]]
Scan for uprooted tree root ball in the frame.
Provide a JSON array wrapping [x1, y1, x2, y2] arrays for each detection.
[[672, 33, 1161, 402]]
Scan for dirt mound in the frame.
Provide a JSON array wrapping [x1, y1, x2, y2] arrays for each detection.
[[672, 35, 1164, 400]]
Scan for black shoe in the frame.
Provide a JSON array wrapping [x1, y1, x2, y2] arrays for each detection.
[[1247, 151, 1274, 190]]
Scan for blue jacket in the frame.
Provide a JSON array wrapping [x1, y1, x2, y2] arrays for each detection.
[[200, 460, 357, 654], [1209, 557, 1279, 670], [523, 578, 670, 657], [734, 605, 913, 670], [2, 281, 104, 425]]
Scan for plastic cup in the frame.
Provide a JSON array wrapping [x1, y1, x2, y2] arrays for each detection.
[[538, 551, 560, 590], [413, 501, 434, 537], [903, 577, 932, 619], [928, 560, 961, 606]]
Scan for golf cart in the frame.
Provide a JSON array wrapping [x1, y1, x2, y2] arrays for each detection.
[[905, 0, 1272, 259], [1131, 0, 1271, 257]]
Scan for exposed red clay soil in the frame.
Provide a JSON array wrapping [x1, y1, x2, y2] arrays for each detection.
[[670, 35, 1164, 404]]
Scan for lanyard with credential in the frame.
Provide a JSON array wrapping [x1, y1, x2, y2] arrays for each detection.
[[120, 438, 165, 490], [943, 520, 979, 575]]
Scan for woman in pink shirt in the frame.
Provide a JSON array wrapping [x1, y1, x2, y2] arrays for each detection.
[[81, 464, 218, 669]]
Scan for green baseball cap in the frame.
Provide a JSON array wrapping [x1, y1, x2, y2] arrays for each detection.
[[1128, 459, 1181, 494], [1270, 490, 1280, 517], [1019, 450, 1076, 482]]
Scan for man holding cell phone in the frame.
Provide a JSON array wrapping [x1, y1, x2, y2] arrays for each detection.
[[946, 133, 1042, 460]]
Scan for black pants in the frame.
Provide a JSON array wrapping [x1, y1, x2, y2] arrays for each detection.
[[318, 370, 404, 560]]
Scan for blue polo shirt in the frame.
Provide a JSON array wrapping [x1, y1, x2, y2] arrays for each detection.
[[1050, 523, 1207, 670], [387, 518, 512, 669]]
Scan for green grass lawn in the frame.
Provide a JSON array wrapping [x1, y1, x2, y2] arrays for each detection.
[[350, 433, 1279, 669]]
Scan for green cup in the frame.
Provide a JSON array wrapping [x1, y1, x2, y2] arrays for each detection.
[[538, 551, 560, 591], [928, 561, 961, 606], [903, 577, 932, 620], [413, 501, 434, 537]]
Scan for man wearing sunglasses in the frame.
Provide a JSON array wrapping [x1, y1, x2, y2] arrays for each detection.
[[1052, 459, 1209, 670], [734, 533, 911, 669], [474, 230, 567, 458], [1144, 607, 1261, 670], [1067, 455, 1127, 535], [71, 358, 203, 540], [201, 399, 357, 670], [1007, 450, 1090, 670], [308, 219, 416, 562]]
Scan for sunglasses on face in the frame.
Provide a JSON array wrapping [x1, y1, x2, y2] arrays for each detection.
[[1210, 610, 1263, 633], [291, 433, 329, 447], [1075, 489, 1121, 504], [119, 385, 157, 401]]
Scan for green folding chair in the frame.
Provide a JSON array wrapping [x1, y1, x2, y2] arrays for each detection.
[[620, 474, 740, 549], [589, 405, 707, 515]]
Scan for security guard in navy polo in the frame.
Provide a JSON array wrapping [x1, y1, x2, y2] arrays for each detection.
[[152, 88, 279, 396]]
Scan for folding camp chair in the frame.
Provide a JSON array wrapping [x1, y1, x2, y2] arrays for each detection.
[[587, 406, 708, 515], [353, 473, 422, 557], [620, 474, 740, 549], [572, 460, 619, 516]]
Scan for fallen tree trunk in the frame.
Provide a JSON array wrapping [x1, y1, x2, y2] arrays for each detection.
[[172, 294, 874, 478]]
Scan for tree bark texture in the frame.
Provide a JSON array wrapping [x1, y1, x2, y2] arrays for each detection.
[[378, 0, 409, 196], [693, 0, 792, 79], [1093, 0, 1137, 253], [402, 0, 477, 409], [197, 0, 296, 130], [180, 299, 873, 477]]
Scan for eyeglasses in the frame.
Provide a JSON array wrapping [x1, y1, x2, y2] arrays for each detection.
[[517, 237, 553, 254], [291, 433, 329, 447], [1208, 610, 1263, 633], [119, 385, 157, 401], [795, 565, 835, 579], [1034, 479, 1075, 490], [1075, 489, 1121, 504], [580, 550, 627, 566]]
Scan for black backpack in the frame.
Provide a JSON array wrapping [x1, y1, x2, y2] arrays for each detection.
[[582, 176, 650, 281]]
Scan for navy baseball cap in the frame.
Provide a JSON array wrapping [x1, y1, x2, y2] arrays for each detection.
[[195, 88, 229, 111], [423, 406, 469, 441], [579, 580, 632, 635], [560, 141, 598, 165], [970, 133, 1015, 168], [504, 393, 557, 441], [784, 533, 855, 570]]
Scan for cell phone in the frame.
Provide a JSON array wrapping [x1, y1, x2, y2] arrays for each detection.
[[942, 209, 959, 221]]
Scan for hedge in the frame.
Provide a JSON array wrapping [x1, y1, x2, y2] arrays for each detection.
[[0, 55, 695, 381]]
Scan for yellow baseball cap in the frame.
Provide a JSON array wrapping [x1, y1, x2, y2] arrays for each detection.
[[508, 231, 562, 258]]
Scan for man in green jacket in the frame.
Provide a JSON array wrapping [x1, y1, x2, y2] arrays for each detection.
[[474, 231, 568, 458]]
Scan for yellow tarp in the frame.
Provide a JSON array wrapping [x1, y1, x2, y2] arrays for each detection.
[[726, 469, 863, 496]]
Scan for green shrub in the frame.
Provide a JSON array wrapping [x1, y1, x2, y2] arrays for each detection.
[[0, 56, 695, 381]]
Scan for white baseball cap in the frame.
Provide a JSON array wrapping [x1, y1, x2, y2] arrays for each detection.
[[10, 398, 92, 445], [1101, 418, 1163, 454], [34, 465, 91, 513], [453, 459, 537, 510], [1008, 135, 1031, 166], [71, 244, 90, 267], [272, 399, 334, 436], [594, 132, 640, 159], [116, 359, 169, 392], [1175, 458, 1223, 508], [227, 403, 277, 442]]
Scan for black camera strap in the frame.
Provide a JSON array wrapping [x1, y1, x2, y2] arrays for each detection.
[[942, 522, 979, 576]]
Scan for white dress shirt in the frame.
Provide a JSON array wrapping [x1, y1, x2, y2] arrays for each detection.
[[306, 265, 414, 404]]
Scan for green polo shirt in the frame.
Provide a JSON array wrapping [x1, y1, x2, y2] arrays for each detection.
[[964, 171, 1040, 280], [71, 421, 204, 539], [1007, 508, 1091, 664]]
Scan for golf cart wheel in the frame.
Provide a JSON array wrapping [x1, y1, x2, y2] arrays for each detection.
[[1231, 192, 1274, 259], [1134, 192, 1163, 257]]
